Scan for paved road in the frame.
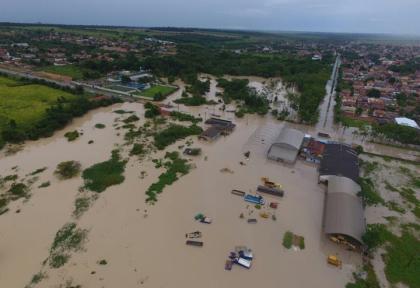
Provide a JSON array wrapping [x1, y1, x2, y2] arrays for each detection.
[[315, 55, 341, 132]]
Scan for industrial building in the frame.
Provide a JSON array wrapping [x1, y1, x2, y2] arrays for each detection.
[[267, 127, 305, 163], [319, 144, 365, 247], [323, 176, 365, 246]]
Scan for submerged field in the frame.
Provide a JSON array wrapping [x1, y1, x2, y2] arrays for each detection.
[[0, 76, 75, 130]]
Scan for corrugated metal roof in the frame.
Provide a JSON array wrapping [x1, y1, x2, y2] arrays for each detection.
[[324, 176, 365, 244], [274, 128, 305, 150], [267, 127, 304, 163]]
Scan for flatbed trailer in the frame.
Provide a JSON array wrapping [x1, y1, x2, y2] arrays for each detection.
[[186, 240, 203, 247], [231, 189, 246, 197], [257, 185, 284, 197]]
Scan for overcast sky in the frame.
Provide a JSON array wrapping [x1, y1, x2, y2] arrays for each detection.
[[1, 0, 420, 35]]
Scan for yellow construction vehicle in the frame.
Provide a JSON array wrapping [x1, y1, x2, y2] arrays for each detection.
[[261, 177, 282, 189], [327, 255, 342, 268]]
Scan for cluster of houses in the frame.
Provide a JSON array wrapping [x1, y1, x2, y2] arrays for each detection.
[[338, 43, 420, 128], [0, 28, 176, 74]]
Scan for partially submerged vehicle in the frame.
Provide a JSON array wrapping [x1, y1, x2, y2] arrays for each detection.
[[234, 257, 252, 269], [261, 177, 282, 189], [226, 246, 254, 270], [185, 231, 202, 239], [247, 218, 257, 224], [327, 255, 342, 267], [194, 213, 212, 224], [244, 194, 265, 205]]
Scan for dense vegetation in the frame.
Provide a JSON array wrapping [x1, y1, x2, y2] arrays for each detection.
[[154, 124, 202, 150], [82, 150, 127, 192], [170, 111, 202, 123], [49, 222, 87, 268], [142, 45, 331, 122], [0, 74, 121, 147], [372, 123, 420, 146], [145, 151, 191, 202], [217, 78, 269, 115], [361, 224, 419, 288], [54, 161, 81, 179]]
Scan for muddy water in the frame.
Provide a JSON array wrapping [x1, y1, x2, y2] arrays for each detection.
[[0, 100, 360, 287]]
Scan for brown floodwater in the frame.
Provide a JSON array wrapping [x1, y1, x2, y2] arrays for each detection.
[[0, 96, 361, 287]]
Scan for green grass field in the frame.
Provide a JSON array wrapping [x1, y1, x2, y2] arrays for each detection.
[[134, 85, 177, 98], [0, 76, 75, 130], [40, 65, 85, 80]]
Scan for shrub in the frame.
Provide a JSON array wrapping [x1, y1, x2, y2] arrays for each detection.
[[38, 181, 51, 188], [235, 109, 245, 118], [362, 224, 392, 251], [94, 123, 106, 129], [73, 197, 90, 218], [144, 102, 160, 118], [8, 183, 29, 198], [29, 167, 47, 176], [98, 259, 108, 265], [282, 231, 293, 249], [130, 143, 144, 156], [170, 111, 202, 123], [299, 237, 305, 249], [64, 130, 79, 141], [55, 161, 81, 179], [49, 253, 69, 268], [358, 178, 385, 206], [122, 115, 139, 123]]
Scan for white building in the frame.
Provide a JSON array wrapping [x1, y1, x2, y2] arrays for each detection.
[[394, 117, 420, 129]]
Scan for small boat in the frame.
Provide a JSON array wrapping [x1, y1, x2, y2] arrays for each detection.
[[231, 189, 246, 197], [186, 240, 203, 247], [247, 218, 257, 224]]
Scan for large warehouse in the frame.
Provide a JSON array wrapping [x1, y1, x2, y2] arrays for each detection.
[[323, 176, 366, 245], [320, 143, 366, 247], [267, 127, 305, 163]]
